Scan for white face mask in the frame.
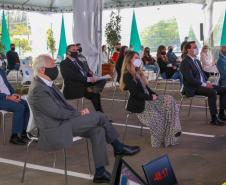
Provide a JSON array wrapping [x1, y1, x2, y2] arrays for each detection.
[[193, 48, 199, 56], [133, 59, 142, 68]]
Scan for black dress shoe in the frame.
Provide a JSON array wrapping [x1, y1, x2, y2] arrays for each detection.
[[10, 135, 27, 145], [21, 134, 30, 143], [210, 118, 225, 126], [114, 145, 140, 156], [219, 115, 226, 121], [93, 170, 111, 183]]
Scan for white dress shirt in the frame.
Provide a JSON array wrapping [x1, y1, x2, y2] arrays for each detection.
[[38, 76, 53, 87]]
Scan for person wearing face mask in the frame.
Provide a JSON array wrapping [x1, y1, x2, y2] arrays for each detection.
[[6, 43, 20, 75], [120, 51, 181, 147], [0, 67, 29, 145], [60, 44, 106, 113], [180, 41, 226, 126], [111, 42, 121, 63], [157, 45, 182, 82], [167, 46, 178, 66], [28, 54, 140, 184], [217, 45, 226, 87], [142, 47, 159, 73], [200, 45, 218, 79]]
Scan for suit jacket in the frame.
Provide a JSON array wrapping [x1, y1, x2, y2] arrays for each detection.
[[123, 72, 155, 113], [0, 68, 14, 100], [28, 77, 81, 151], [60, 57, 88, 99], [217, 54, 226, 87], [180, 55, 207, 97]]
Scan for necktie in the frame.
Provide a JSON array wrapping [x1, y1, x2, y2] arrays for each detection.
[[72, 60, 86, 77], [193, 59, 206, 83]]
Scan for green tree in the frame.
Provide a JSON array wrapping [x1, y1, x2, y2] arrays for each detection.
[[12, 38, 32, 55], [47, 28, 56, 58], [10, 24, 31, 35], [105, 10, 121, 52], [141, 18, 180, 52]]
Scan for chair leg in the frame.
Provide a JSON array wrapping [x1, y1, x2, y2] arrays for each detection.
[[85, 139, 92, 175], [179, 95, 184, 112], [2, 113, 6, 145], [140, 123, 143, 136], [63, 149, 68, 185], [52, 153, 57, 168], [111, 85, 117, 109], [188, 98, 193, 117], [21, 139, 34, 183], [123, 113, 130, 142], [205, 98, 208, 123], [164, 80, 168, 95]]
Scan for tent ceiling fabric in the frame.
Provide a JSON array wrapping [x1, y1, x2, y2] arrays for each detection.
[[0, 0, 223, 12]]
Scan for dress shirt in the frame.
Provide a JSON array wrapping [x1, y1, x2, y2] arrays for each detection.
[[38, 76, 53, 87], [188, 55, 207, 86]]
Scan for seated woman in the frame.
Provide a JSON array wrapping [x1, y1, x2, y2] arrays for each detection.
[[119, 51, 182, 147], [142, 47, 159, 73], [200, 45, 218, 79], [157, 45, 181, 81]]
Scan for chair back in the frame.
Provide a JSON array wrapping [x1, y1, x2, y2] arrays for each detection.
[[24, 96, 37, 133], [21, 66, 33, 84]]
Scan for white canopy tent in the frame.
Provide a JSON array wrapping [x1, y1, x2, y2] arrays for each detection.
[[0, 0, 223, 72], [0, 0, 223, 12]]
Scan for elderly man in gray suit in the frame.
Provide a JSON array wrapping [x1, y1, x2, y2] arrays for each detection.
[[28, 54, 140, 183]]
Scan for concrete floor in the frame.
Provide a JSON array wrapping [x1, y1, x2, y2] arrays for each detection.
[[0, 81, 226, 185]]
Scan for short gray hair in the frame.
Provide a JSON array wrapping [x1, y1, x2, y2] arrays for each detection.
[[33, 54, 50, 76]]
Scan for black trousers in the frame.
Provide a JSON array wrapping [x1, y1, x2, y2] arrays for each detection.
[[84, 79, 107, 112], [195, 85, 226, 116]]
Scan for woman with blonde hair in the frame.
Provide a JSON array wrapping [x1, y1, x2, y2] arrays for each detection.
[[200, 45, 218, 78], [120, 50, 181, 147]]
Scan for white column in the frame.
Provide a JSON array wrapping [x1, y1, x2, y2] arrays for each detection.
[[204, 0, 214, 46], [72, 0, 103, 74]]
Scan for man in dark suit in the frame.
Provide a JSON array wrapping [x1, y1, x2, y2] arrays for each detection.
[[29, 54, 140, 183], [0, 68, 29, 144], [60, 44, 106, 112], [180, 41, 226, 126]]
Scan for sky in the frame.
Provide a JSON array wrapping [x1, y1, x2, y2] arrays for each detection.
[[9, 2, 226, 58]]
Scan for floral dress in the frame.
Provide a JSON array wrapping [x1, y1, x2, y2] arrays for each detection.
[[136, 95, 181, 147]]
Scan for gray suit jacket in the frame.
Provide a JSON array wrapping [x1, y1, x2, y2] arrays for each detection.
[[28, 77, 80, 151]]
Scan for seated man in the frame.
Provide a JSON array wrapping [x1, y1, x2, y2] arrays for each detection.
[[180, 41, 226, 126], [6, 43, 20, 75], [28, 54, 140, 183], [60, 44, 106, 112], [0, 68, 29, 145]]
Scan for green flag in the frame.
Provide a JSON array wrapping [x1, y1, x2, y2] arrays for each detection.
[[220, 11, 226, 46], [129, 10, 141, 52], [57, 15, 67, 60], [1, 11, 10, 54]]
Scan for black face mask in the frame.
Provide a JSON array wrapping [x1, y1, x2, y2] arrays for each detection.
[[78, 47, 82, 53], [70, 51, 78, 58], [161, 51, 166, 55], [169, 48, 173, 52], [44, 66, 59, 81], [11, 47, 15, 51]]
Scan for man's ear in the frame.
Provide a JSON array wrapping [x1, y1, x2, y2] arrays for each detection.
[[39, 67, 45, 75]]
